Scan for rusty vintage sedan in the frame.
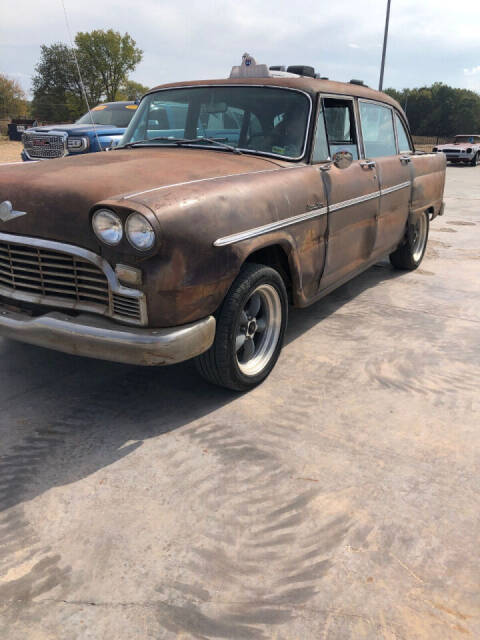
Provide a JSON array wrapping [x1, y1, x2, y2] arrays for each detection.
[[0, 57, 446, 390]]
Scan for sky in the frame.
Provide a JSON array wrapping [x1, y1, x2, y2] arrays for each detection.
[[1, 0, 480, 98]]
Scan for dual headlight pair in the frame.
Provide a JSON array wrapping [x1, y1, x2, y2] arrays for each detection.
[[92, 209, 156, 251]]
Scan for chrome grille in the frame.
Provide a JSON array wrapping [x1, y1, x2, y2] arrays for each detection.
[[23, 132, 66, 159], [112, 293, 142, 321], [0, 240, 109, 308], [0, 235, 147, 326]]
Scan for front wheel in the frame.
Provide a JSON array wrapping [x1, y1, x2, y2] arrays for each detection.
[[471, 152, 479, 167], [389, 211, 429, 270], [195, 263, 288, 391]]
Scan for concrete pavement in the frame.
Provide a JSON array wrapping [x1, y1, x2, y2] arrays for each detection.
[[0, 164, 479, 639]]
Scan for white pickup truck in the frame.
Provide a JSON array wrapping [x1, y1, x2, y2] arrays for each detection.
[[433, 135, 480, 166]]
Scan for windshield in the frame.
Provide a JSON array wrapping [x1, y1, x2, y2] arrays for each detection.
[[76, 104, 137, 128], [120, 86, 311, 159]]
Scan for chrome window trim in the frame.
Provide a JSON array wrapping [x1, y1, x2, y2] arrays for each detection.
[[357, 98, 398, 158], [122, 84, 313, 162], [0, 232, 147, 326], [393, 112, 414, 154], [315, 94, 361, 162], [213, 181, 411, 247], [23, 131, 68, 161]]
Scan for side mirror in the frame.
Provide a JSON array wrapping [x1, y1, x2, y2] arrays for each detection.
[[333, 150, 353, 169]]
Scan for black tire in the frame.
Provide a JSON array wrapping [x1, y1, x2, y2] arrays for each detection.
[[389, 211, 430, 271], [195, 263, 288, 391], [471, 152, 479, 167]]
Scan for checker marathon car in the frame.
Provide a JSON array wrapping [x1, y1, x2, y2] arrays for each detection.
[[0, 55, 446, 390]]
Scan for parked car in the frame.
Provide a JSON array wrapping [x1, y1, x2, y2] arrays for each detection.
[[21, 102, 138, 161], [0, 55, 446, 390], [433, 135, 480, 166]]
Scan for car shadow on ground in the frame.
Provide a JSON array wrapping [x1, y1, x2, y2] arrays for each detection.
[[0, 259, 404, 515]]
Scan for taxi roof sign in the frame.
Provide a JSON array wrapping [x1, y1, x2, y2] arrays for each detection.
[[229, 53, 271, 78], [230, 53, 301, 79]]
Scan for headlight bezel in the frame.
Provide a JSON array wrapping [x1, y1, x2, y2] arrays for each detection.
[[125, 212, 157, 252], [67, 136, 89, 153], [92, 208, 124, 246]]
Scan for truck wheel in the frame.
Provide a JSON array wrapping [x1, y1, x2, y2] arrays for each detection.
[[471, 152, 479, 167], [195, 263, 288, 391], [389, 211, 429, 271]]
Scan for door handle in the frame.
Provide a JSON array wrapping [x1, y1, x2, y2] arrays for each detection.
[[360, 160, 376, 170], [400, 155, 412, 164]]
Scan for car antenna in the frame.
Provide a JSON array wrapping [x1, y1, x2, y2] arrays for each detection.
[[60, 0, 103, 153]]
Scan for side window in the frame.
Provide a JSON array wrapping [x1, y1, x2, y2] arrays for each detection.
[[322, 98, 359, 161], [312, 103, 329, 162], [394, 113, 413, 153], [359, 102, 396, 158]]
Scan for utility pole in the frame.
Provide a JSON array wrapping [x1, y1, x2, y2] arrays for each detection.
[[379, 0, 392, 91]]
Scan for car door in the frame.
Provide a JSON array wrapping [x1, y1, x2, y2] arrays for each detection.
[[312, 95, 380, 292], [358, 101, 412, 259]]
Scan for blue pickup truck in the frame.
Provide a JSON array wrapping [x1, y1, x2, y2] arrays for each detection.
[[21, 101, 138, 161]]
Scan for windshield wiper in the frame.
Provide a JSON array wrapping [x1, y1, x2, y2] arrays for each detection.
[[116, 136, 242, 154], [178, 137, 242, 154]]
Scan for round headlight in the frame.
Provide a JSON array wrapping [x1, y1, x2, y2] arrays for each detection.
[[92, 209, 123, 246], [126, 213, 156, 251]]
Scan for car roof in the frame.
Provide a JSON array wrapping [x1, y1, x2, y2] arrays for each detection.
[[146, 76, 406, 120]]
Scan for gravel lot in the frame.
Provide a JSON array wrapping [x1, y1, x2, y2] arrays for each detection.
[[0, 164, 479, 639], [0, 138, 22, 163]]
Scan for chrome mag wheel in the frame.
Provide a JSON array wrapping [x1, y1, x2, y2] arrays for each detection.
[[411, 213, 428, 262], [235, 284, 282, 376]]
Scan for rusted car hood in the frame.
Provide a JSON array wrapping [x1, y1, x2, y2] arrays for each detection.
[[0, 148, 282, 250]]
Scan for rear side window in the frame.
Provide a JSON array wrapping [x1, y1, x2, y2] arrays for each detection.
[[394, 113, 412, 153], [359, 102, 397, 158]]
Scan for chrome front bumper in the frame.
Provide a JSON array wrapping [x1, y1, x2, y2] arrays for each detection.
[[0, 304, 216, 366]]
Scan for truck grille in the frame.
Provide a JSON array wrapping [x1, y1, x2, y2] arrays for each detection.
[[0, 238, 145, 325], [23, 132, 66, 159]]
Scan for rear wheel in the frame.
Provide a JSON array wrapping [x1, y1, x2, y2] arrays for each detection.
[[195, 263, 288, 391], [389, 211, 429, 271]]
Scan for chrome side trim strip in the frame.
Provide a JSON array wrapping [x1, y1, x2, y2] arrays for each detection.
[[124, 165, 305, 200], [329, 190, 380, 212], [381, 180, 411, 195], [213, 180, 412, 247], [213, 205, 327, 247]]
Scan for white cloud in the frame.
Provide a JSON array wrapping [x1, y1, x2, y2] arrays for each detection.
[[1, 0, 480, 94], [464, 66, 480, 76]]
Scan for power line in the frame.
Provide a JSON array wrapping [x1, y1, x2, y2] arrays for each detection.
[[60, 0, 102, 151]]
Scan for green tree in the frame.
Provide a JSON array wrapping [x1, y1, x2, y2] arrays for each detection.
[[31, 30, 143, 122], [385, 83, 480, 137], [0, 73, 28, 118], [116, 80, 149, 101], [31, 42, 103, 121], [75, 30, 143, 102]]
